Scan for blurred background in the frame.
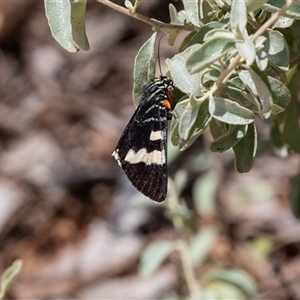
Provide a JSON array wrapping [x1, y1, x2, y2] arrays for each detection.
[[1, 0, 300, 299]]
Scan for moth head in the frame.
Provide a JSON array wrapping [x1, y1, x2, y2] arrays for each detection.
[[158, 76, 174, 92]]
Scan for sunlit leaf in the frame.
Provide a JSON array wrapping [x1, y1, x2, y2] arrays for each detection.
[[187, 20, 229, 47], [209, 96, 255, 125], [186, 38, 235, 74], [210, 124, 248, 153], [167, 45, 202, 97], [230, 0, 247, 39], [133, 32, 157, 107], [172, 99, 211, 150], [244, 0, 267, 12], [239, 69, 273, 118], [264, 0, 300, 19], [45, 0, 89, 52], [263, 30, 289, 70], [183, 0, 201, 27]]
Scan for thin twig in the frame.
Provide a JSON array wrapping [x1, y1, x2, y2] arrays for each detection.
[[96, 0, 194, 32], [213, 0, 294, 91]]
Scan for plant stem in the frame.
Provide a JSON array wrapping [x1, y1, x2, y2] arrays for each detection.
[[96, 0, 193, 32], [211, 0, 293, 94], [167, 182, 199, 298]]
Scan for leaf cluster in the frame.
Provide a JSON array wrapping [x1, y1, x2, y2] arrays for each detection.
[[44, 0, 299, 172], [162, 0, 296, 172]]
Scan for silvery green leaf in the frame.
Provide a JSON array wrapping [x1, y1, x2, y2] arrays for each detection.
[[244, 0, 267, 12], [167, 45, 202, 97], [133, 33, 156, 107], [264, 0, 300, 19], [255, 49, 268, 71], [224, 77, 258, 112], [239, 69, 273, 118], [179, 103, 201, 140], [236, 37, 256, 65], [230, 0, 247, 39], [268, 76, 291, 114], [204, 29, 236, 42], [183, 0, 201, 27], [210, 124, 248, 153], [124, 0, 134, 11], [274, 16, 294, 28], [187, 20, 229, 47], [169, 4, 185, 25], [209, 96, 255, 125], [45, 0, 89, 52], [233, 122, 257, 173], [209, 117, 227, 140], [263, 30, 289, 71], [171, 98, 211, 150], [186, 37, 235, 74]]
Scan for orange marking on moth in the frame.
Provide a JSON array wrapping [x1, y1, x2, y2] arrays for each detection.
[[163, 99, 171, 110], [162, 90, 173, 110]]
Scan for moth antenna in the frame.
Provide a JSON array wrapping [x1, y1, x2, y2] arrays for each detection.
[[157, 34, 165, 76]]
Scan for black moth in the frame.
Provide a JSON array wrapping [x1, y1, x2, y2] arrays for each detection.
[[112, 76, 174, 202]]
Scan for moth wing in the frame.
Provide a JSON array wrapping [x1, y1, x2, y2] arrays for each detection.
[[112, 102, 168, 202]]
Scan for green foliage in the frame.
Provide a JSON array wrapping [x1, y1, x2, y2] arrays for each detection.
[[44, 0, 300, 297], [133, 32, 157, 107], [44, 0, 298, 173], [0, 260, 23, 300], [131, 0, 296, 174], [44, 0, 89, 52]]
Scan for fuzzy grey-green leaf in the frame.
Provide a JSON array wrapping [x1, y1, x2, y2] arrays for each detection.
[[268, 76, 291, 114], [239, 69, 273, 118], [45, 0, 89, 52], [244, 0, 267, 12], [133, 33, 157, 107], [186, 38, 235, 74], [209, 96, 255, 125], [45, 0, 78, 52], [233, 122, 257, 173], [167, 45, 201, 96], [210, 124, 248, 153], [236, 38, 256, 65], [173, 99, 211, 150], [183, 0, 201, 27], [230, 0, 247, 39], [263, 30, 289, 71]]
